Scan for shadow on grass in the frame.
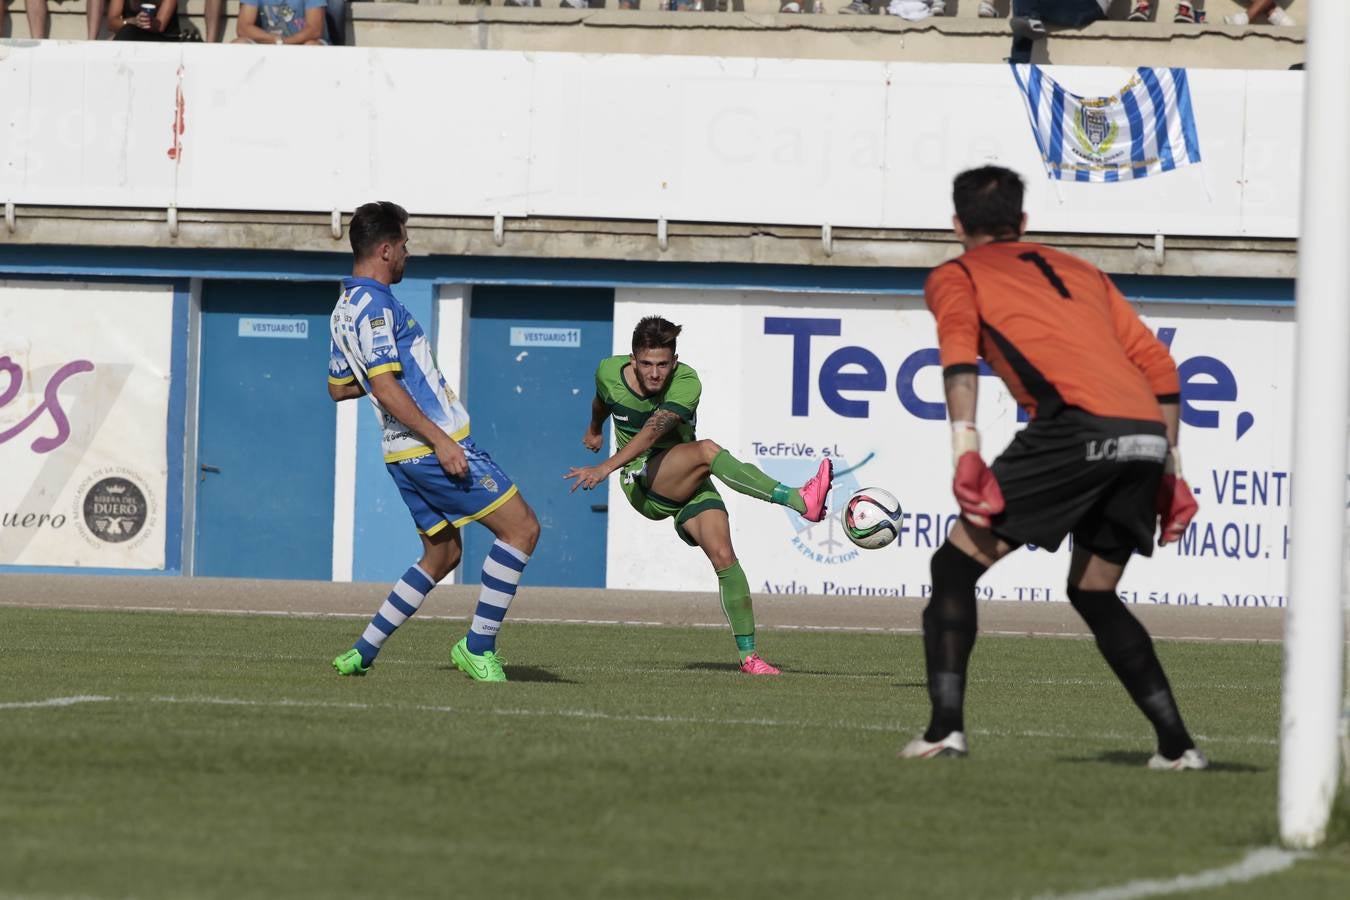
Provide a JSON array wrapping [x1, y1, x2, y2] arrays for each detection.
[[681, 662, 918, 681], [776, 668, 902, 679], [683, 662, 743, 673], [442, 664, 578, 684], [1060, 750, 1267, 773], [505, 666, 578, 684]]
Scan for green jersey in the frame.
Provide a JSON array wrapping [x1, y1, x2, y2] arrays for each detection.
[[594, 354, 700, 452]]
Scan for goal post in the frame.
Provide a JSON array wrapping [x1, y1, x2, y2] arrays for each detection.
[[1279, 0, 1350, 850]]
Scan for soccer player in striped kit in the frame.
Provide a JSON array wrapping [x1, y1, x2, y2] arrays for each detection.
[[328, 201, 540, 682]]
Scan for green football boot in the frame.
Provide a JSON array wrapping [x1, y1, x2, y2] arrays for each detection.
[[332, 648, 370, 677], [450, 637, 507, 682]]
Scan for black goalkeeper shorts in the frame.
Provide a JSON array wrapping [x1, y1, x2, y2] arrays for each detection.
[[987, 408, 1168, 564]]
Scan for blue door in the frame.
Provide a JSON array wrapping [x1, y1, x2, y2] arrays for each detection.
[[195, 280, 339, 579], [465, 287, 613, 587]]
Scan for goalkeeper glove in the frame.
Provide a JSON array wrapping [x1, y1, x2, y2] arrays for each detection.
[[1156, 447, 1199, 546], [951, 421, 1004, 529]]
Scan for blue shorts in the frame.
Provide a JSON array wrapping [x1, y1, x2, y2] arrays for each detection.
[[386, 439, 518, 537]]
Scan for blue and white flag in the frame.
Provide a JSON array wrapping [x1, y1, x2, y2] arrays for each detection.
[[1011, 64, 1202, 183]]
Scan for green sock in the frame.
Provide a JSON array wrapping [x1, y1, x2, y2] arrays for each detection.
[[710, 450, 806, 514], [716, 561, 757, 661]]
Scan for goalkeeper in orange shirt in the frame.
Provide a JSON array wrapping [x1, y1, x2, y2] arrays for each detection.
[[901, 166, 1204, 769]]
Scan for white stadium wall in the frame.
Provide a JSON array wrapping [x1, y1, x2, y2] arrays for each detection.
[[0, 41, 1301, 238], [609, 289, 1293, 606]]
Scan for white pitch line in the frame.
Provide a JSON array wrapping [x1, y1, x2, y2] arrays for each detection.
[[0, 695, 113, 710], [144, 694, 906, 734], [1035, 847, 1307, 900], [138, 694, 1276, 746]]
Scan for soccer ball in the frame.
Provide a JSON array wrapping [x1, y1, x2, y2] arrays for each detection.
[[841, 487, 903, 550]]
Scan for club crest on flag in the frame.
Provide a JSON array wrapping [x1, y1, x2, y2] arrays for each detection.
[[1011, 65, 1202, 183], [1075, 104, 1117, 157]]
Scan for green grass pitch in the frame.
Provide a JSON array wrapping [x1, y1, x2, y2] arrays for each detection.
[[1, 606, 1346, 899]]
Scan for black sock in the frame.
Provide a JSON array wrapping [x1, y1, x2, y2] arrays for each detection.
[[922, 542, 988, 741], [1067, 586, 1194, 759]]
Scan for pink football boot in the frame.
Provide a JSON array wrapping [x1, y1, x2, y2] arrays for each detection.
[[798, 458, 834, 522], [738, 653, 782, 676]]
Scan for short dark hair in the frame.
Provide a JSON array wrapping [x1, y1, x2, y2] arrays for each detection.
[[952, 166, 1024, 240], [631, 316, 681, 354], [349, 201, 409, 260]]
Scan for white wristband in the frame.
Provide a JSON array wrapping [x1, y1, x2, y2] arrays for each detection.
[[1165, 446, 1182, 477], [951, 421, 979, 466]]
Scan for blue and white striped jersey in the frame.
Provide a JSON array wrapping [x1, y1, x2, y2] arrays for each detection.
[[329, 276, 470, 463]]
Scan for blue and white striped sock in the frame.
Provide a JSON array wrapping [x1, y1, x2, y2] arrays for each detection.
[[353, 564, 436, 667], [465, 540, 530, 654]]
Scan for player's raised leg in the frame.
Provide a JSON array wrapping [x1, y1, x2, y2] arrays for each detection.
[[899, 520, 1014, 758], [646, 439, 834, 522], [333, 527, 462, 676], [450, 492, 541, 683], [681, 508, 779, 675], [1066, 547, 1206, 770]]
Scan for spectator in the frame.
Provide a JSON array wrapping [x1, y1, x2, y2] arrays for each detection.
[[1172, 1, 1203, 22], [107, 0, 181, 39], [1127, 0, 1205, 21], [614, 1, 724, 8], [1225, 0, 1295, 26], [232, 0, 327, 44], [200, 0, 225, 42], [839, 0, 994, 14], [88, 0, 105, 38], [324, 0, 347, 44], [3, 0, 49, 39], [883, 0, 944, 18], [1008, 0, 1106, 63]]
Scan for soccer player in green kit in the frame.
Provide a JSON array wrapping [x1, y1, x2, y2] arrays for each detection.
[[565, 316, 833, 675]]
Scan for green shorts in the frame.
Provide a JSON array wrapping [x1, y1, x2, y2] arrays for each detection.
[[619, 453, 726, 547]]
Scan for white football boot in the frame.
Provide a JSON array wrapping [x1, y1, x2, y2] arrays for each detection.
[[899, 730, 969, 759]]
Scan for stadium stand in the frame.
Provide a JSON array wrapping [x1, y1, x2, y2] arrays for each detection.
[[0, 0, 1302, 276], [2, 0, 1304, 70]]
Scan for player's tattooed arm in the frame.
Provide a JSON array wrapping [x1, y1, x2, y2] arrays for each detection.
[[599, 408, 679, 470], [566, 407, 683, 492], [643, 409, 682, 440]]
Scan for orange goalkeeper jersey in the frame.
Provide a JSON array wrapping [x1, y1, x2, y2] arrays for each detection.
[[924, 240, 1179, 423]]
